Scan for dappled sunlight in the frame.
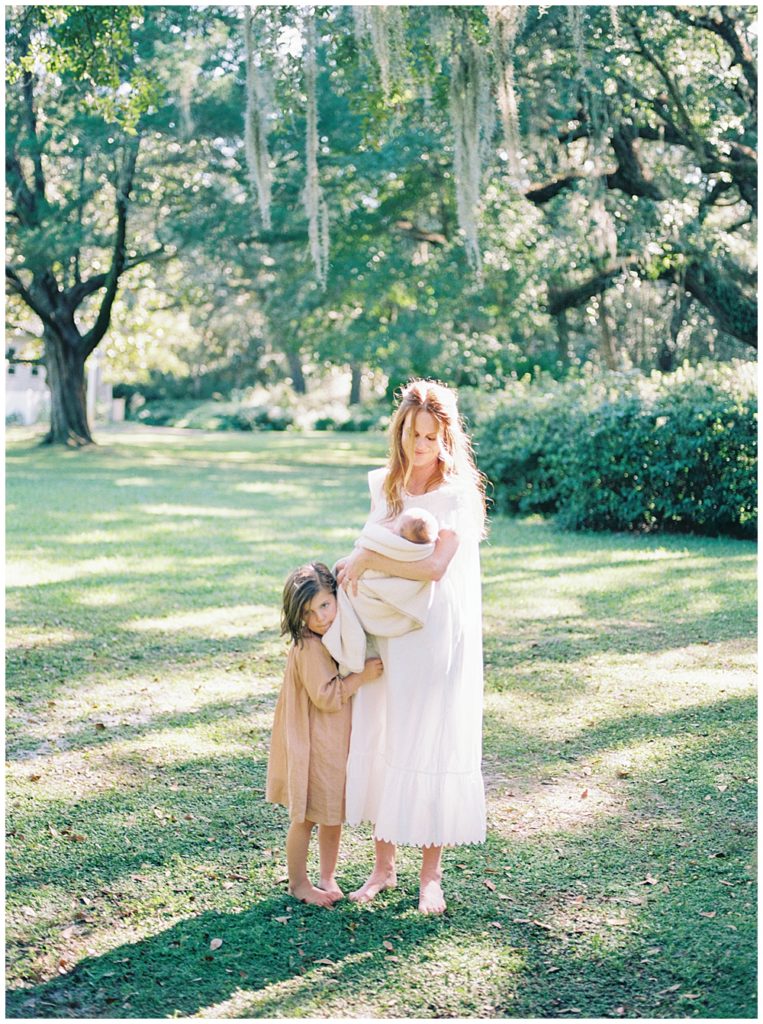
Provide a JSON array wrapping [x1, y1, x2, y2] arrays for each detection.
[[113, 477, 157, 487], [142, 503, 253, 519], [6, 625, 88, 650], [114, 724, 252, 761], [235, 481, 307, 497], [127, 604, 278, 638], [7, 554, 181, 589], [487, 773, 623, 838], [484, 593, 585, 620]]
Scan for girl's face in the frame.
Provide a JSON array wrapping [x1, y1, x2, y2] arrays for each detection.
[[303, 588, 337, 635], [405, 410, 441, 472]]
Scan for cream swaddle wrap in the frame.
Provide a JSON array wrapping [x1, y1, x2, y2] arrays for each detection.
[[322, 520, 435, 676]]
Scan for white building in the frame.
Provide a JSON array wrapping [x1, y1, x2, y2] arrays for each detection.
[[5, 359, 50, 425], [5, 348, 122, 425]]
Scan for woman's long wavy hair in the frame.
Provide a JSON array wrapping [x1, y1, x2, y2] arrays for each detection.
[[383, 380, 487, 538]]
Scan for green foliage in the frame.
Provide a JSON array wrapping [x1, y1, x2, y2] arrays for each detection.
[[472, 361, 757, 538]]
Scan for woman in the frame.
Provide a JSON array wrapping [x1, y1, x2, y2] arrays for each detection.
[[336, 379, 487, 914]]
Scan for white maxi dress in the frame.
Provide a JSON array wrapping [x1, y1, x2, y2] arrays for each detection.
[[345, 466, 487, 847]]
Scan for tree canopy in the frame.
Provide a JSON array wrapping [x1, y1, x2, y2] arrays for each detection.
[[5, 5, 757, 441]]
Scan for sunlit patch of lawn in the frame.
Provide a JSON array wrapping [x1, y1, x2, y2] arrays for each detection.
[[5, 425, 756, 1019]]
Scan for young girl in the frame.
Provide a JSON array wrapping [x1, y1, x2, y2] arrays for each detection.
[[266, 562, 383, 907]]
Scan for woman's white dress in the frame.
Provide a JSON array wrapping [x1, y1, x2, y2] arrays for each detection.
[[345, 467, 486, 847]]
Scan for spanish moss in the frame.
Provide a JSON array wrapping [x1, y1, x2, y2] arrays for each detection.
[[303, 8, 329, 288], [449, 34, 490, 274], [244, 7, 273, 231]]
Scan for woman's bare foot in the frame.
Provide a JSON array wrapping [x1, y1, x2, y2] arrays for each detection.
[[348, 869, 397, 904], [318, 878, 344, 903], [289, 880, 335, 907], [418, 877, 446, 914]]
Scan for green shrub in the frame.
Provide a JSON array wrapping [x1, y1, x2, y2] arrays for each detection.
[[472, 362, 756, 538]]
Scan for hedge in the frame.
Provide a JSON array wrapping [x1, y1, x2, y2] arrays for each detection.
[[467, 361, 757, 539]]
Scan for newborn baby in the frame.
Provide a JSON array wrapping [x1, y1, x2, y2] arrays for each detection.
[[323, 506, 439, 675], [393, 507, 439, 546]]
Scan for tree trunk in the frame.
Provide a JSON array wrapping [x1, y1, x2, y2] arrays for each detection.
[[42, 328, 92, 446], [554, 309, 571, 367], [598, 296, 618, 370], [349, 363, 363, 405], [286, 350, 307, 394]]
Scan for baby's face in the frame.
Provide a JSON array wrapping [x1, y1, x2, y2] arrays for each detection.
[[303, 588, 337, 635]]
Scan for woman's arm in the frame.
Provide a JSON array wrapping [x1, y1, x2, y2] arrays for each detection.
[[337, 530, 459, 595]]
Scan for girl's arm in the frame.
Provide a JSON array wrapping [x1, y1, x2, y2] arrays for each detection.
[[299, 644, 383, 712], [337, 530, 459, 595]]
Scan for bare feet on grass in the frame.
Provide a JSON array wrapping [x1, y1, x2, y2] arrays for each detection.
[[289, 880, 335, 908], [348, 869, 397, 904], [318, 878, 344, 903], [418, 876, 446, 915]]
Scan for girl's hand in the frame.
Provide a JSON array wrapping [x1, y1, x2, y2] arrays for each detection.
[[361, 656, 383, 682], [336, 548, 370, 596]]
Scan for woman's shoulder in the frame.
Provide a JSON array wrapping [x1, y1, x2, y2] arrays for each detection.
[[368, 465, 388, 505]]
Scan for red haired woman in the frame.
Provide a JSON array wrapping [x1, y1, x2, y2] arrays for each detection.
[[336, 379, 487, 914]]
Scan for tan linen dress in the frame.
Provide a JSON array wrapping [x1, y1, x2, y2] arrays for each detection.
[[266, 632, 363, 825]]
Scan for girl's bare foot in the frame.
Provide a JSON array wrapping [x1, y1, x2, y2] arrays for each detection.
[[318, 878, 344, 902], [348, 869, 397, 904], [418, 877, 446, 915], [289, 880, 335, 907]]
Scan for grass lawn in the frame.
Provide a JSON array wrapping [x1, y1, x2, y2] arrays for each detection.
[[5, 424, 757, 1019]]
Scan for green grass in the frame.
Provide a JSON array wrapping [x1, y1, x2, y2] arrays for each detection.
[[5, 424, 757, 1019]]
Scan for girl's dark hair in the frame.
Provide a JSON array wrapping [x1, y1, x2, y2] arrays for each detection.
[[281, 562, 337, 645]]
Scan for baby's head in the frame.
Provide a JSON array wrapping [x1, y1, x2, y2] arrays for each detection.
[[281, 562, 337, 644], [395, 507, 438, 545]]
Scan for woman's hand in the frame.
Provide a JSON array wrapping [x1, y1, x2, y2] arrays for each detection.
[[336, 547, 371, 596]]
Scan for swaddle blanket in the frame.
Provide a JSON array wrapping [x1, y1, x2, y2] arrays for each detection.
[[323, 522, 435, 675]]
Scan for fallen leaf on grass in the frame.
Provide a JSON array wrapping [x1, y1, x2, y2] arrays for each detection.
[[615, 767, 630, 778], [28, 774, 41, 782], [716, 784, 728, 793], [383, 941, 394, 952], [222, 881, 235, 890], [314, 958, 335, 966], [209, 938, 223, 951], [637, 874, 658, 885], [658, 984, 681, 995], [580, 789, 589, 799], [624, 896, 645, 905], [94, 722, 106, 731], [546, 966, 560, 974], [681, 993, 701, 1000], [699, 911, 716, 919], [274, 916, 290, 924], [606, 918, 629, 927], [58, 959, 70, 976], [489, 921, 503, 929], [558, 1008, 581, 1015], [48, 825, 60, 838], [483, 879, 496, 891]]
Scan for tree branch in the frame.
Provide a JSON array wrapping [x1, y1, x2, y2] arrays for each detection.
[[81, 138, 140, 357], [5, 265, 55, 329]]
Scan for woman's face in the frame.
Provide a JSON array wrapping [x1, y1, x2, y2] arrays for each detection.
[[405, 410, 441, 472], [303, 588, 337, 635]]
